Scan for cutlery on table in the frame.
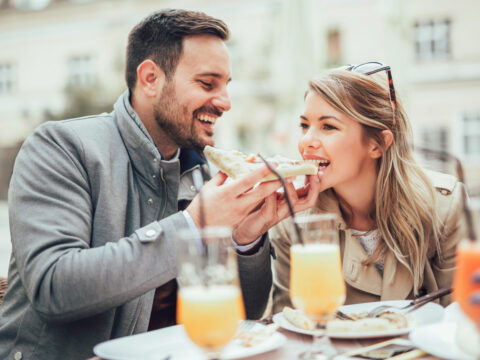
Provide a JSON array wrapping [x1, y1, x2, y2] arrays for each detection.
[[366, 287, 452, 318]]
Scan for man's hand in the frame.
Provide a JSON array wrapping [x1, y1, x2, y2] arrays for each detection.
[[233, 174, 321, 245], [186, 165, 284, 230]]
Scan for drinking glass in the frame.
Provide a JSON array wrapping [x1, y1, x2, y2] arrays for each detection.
[[453, 240, 480, 325], [176, 226, 245, 359], [289, 213, 346, 359]]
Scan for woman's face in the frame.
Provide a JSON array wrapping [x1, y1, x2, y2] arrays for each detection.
[[298, 91, 379, 193]]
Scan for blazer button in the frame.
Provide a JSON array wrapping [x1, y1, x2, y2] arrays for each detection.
[[147, 198, 153, 205], [145, 229, 156, 238], [14, 352, 22, 360]]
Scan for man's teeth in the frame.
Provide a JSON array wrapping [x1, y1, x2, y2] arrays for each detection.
[[198, 114, 217, 124]]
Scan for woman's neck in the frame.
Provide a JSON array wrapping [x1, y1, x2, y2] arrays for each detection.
[[334, 170, 377, 231]]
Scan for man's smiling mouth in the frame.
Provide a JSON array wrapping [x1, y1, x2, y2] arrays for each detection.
[[197, 113, 217, 125]]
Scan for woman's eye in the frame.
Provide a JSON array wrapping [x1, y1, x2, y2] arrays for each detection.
[[299, 123, 309, 130], [322, 124, 337, 130]]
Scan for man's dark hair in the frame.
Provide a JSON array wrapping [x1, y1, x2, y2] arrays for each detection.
[[125, 9, 230, 90]]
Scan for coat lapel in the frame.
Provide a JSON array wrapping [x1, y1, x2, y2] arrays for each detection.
[[342, 230, 383, 296]]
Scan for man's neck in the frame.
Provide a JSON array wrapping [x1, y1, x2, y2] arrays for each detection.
[[131, 92, 179, 160]]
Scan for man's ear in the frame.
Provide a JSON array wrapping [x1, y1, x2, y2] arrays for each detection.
[[136, 59, 165, 98], [369, 130, 394, 159]]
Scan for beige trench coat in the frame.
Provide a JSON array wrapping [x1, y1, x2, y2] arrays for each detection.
[[270, 170, 465, 314]]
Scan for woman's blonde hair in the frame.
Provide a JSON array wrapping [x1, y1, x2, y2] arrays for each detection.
[[308, 69, 440, 294]]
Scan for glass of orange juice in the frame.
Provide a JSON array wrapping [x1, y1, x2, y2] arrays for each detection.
[[176, 226, 245, 359], [289, 213, 345, 359], [453, 240, 480, 325]]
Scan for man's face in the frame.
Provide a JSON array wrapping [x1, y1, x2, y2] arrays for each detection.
[[153, 35, 232, 150]]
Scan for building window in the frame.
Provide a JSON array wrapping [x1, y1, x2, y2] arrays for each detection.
[[419, 127, 453, 173], [326, 29, 341, 67], [0, 63, 15, 95], [462, 112, 480, 158], [414, 20, 450, 61], [422, 127, 449, 153], [67, 55, 96, 88]]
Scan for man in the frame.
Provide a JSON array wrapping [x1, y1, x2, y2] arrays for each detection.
[[0, 9, 320, 360]]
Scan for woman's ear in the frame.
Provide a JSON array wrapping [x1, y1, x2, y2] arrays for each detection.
[[369, 130, 394, 159], [382, 130, 394, 150], [136, 59, 166, 98]]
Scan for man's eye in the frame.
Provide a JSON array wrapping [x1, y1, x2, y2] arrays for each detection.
[[199, 81, 212, 89]]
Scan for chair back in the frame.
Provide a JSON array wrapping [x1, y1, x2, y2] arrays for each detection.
[[0, 276, 7, 305]]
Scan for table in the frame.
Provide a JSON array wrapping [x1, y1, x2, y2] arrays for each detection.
[[88, 326, 439, 360]]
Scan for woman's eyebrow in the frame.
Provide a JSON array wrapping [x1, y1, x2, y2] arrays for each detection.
[[300, 115, 342, 122]]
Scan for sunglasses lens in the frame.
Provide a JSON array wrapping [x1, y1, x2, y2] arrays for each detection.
[[352, 62, 384, 75]]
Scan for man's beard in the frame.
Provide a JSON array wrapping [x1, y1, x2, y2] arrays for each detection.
[[153, 82, 207, 151]]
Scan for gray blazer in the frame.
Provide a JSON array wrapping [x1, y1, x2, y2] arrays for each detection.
[[0, 91, 272, 360]]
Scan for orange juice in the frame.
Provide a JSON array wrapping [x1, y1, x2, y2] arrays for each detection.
[[177, 285, 245, 349], [290, 243, 345, 316], [453, 241, 480, 323]]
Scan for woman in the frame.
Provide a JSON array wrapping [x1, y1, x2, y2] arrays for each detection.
[[271, 63, 465, 313]]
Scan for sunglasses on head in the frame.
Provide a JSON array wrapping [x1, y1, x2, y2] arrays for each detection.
[[344, 61, 397, 129]]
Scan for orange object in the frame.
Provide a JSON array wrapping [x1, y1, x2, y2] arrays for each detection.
[[290, 243, 346, 317], [453, 241, 480, 324], [177, 285, 245, 350]]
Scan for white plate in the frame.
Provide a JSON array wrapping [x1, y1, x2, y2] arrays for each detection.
[[272, 300, 444, 339], [409, 322, 475, 360], [93, 323, 286, 360]]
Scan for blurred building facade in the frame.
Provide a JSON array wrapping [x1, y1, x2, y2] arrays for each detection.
[[0, 0, 479, 199]]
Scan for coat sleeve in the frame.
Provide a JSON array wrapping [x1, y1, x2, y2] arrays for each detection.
[[8, 122, 188, 323], [269, 219, 294, 314], [237, 235, 272, 319], [431, 180, 466, 306]]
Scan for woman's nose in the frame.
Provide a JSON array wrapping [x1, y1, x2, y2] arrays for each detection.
[[301, 128, 322, 149]]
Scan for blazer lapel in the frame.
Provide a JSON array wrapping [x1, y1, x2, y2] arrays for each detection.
[[341, 230, 383, 296]]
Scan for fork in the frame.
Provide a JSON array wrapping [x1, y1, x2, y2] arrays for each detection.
[[237, 320, 257, 333], [367, 287, 452, 318]]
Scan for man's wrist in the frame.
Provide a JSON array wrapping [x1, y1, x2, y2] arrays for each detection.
[[233, 233, 266, 255]]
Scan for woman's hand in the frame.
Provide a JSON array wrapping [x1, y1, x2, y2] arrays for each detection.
[[233, 174, 322, 245]]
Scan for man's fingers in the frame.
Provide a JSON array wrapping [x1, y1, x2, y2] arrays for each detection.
[[210, 171, 229, 186], [228, 165, 279, 194]]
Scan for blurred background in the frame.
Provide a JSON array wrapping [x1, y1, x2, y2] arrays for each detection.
[[0, 0, 479, 276]]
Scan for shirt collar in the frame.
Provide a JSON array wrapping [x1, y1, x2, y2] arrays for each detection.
[[179, 149, 205, 173]]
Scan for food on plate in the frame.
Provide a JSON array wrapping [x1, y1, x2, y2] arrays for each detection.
[[282, 306, 316, 330], [204, 146, 319, 182], [282, 306, 410, 333], [326, 311, 409, 333], [235, 323, 279, 347]]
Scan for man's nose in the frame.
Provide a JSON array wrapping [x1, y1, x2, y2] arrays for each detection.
[[212, 87, 231, 112]]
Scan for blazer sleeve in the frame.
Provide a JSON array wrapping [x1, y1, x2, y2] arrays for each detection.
[[269, 219, 294, 314], [237, 236, 272, 319], [8, 122, 189, 323]]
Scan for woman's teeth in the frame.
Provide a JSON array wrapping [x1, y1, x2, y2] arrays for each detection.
[[318, 160, 330, 169], [305, 159, 330, 169]]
